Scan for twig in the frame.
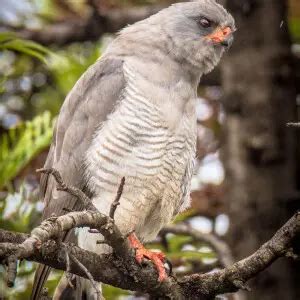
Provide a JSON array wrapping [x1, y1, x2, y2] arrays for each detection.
[[6, 255, 17, 287], [109, 177, 125, 219], [69, 253, 101, 300], [287, 122, 300, 128], [37, 168, 96, 211], [161, 224, 234, 267], [179, 212, 300, 298], [65, 247, 75, 289]]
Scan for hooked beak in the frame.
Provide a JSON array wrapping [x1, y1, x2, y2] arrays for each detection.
[[206, 26, 234, 49]]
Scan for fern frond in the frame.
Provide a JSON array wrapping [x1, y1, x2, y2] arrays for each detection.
[[0, 111, 54, 188]]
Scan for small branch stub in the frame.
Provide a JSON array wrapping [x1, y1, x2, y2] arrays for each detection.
[[287, 122, 300, 128], [109, 177, 125, 219], [6, 255, 17, 287], [37, 168, 95, 211]]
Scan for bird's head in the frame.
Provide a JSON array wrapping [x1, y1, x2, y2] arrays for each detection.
[[115, 0, 235, 77], [158, 0, 236, 74]]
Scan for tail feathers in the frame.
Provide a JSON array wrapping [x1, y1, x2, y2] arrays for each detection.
[[31, 231, 74, 299], [31, 267, 81, 300], [53, 274, 81, 300], [30, 265, 51, 300], [53, 275, 103, 300], [31, 265, 103, 300]]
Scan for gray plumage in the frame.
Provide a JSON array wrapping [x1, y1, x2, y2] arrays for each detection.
[[31, 1, 235, 299]]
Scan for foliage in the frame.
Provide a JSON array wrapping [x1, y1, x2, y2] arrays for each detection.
[[49, 42, 101, 95], [0, 111, 54, 189], [0, 32, 51, 63], [0, 41, 101, 123], [0, 32, 55, 299], [0, 184, 39, 232], [0, 180, 43, 300], [290, 17, 300, 42]]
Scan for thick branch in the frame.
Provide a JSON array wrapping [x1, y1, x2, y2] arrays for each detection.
[[179, 212, 300, 299], [0, 230, 180, 299], [1, 212, 299, 299]]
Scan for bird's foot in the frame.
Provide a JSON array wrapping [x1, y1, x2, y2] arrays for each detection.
[[128, 232, 167, 282]]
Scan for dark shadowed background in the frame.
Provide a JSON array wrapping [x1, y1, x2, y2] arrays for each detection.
[[0, 0, 300, 299]]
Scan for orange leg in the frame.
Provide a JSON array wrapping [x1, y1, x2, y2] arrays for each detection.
[[128, 233, 167, 282]]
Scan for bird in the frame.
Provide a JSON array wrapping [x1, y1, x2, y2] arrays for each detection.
[[31, 1, 235, 299]]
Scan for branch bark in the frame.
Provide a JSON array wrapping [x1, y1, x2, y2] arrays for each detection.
[[0, 169, 299, 299], [0, 211, 299, 299], [179, 212, 300, 298]]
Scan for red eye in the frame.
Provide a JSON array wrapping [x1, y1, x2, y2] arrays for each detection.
[[199, 18, 212, 28]]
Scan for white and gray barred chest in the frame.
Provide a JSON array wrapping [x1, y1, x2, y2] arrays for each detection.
[[85, 62, 197, 240]]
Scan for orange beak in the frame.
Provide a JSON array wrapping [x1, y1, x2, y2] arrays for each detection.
[[206, 26, 233, 46]]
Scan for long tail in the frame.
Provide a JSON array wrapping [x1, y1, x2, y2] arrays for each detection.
[[54, 274, 103, 300], [31, 266, 82, 300], [31, 263, 103, 300], [53, 274, 82, 300], [30, 227, 102, 299], [31, 230, 74, 299], [30, 265, 51, 300]]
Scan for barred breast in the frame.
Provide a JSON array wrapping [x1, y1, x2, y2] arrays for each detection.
[[79, 62, 196, 252]]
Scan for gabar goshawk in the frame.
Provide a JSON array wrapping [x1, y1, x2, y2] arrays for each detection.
[[31, 0, 235, 299]]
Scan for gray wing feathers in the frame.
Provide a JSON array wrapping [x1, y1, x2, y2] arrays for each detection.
[[43, 57, 125, 219], [31, 57, 125, 300]]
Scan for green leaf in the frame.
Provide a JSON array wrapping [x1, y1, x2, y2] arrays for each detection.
[[0, 32, 52, 63]]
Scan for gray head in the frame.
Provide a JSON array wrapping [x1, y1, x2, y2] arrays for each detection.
[[116, 0, 235, 75]]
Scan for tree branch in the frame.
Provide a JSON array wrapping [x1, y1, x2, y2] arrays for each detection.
[[14, 5, 164, 46], [178, 212, 300, 299], [0, 169, 299, 299], [161, 224, 234, 267], [287, 122, 300, 128], [0, 210, 299, 299], [0, 230, 180, 299]]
